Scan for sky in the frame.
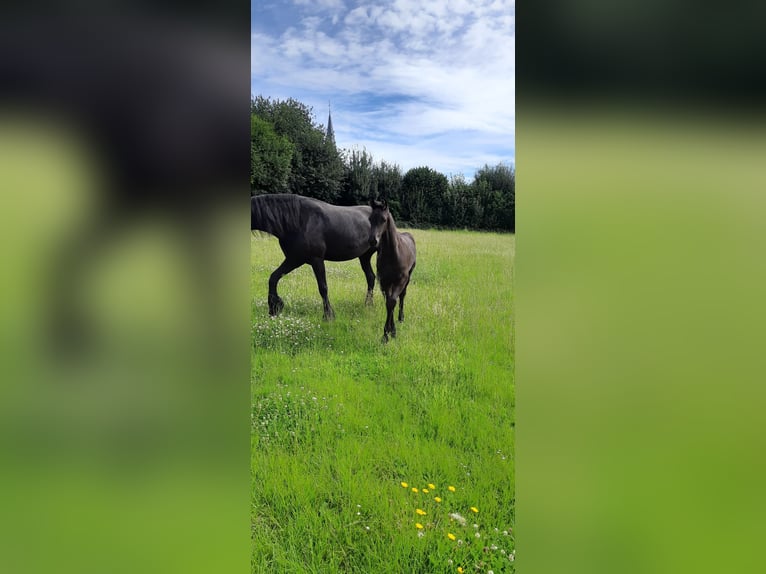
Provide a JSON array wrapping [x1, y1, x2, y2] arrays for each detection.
[[251, 0, 515, 181]]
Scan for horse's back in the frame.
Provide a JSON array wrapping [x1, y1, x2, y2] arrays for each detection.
[[306, 202, 373, 260], [261, 195, 370, 261]]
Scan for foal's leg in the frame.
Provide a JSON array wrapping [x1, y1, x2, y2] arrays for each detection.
[[382, 294, 397, 343], [310, 258, 335, 320], [268, 258, 302, 316], [398, 283, 408, 323], [359, 251, 376, 305], [399, 263, 415, 322]]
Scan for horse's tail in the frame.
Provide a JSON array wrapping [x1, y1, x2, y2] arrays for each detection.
[[251, 194, 303, 237]]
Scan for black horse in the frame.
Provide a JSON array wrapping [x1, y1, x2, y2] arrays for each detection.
[[368, 200, 416, 342], [251, 194, 377, 320]]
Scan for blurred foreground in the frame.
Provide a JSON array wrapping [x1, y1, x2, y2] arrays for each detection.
[[0, 5, 249, 574], [518, 2, 766, 571], [517, 106, 766, 573]]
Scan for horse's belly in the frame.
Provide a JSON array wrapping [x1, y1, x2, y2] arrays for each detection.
[[325, 246, 367, 261]]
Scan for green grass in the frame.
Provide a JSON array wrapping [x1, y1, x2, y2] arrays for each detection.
[[251, 229, 515, 573]]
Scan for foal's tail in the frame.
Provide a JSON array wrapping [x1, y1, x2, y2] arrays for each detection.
[[251, 194, 303, 237]]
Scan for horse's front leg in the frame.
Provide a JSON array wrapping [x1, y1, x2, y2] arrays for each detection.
[[359, 251, 376, 305], [269, 258, 301, 316], [310, 258, 335, 320]]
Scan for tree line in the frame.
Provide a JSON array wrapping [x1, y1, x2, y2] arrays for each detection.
[[251, 95, 514, 232]]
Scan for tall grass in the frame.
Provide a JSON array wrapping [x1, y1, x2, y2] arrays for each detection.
[[252, 229, 514, 573]]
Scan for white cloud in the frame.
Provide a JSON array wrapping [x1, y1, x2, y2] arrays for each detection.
[[252, 0, 515, 176]]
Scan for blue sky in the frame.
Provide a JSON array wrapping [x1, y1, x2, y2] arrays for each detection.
[[251, 0, 515, 181]]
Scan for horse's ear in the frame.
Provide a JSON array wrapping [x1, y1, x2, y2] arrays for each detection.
[[381, 199, 388, 210]]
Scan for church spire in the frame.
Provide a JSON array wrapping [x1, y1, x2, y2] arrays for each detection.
[[325, 101, 335, 146]]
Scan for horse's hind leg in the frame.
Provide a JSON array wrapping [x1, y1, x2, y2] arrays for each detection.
[[310, 258, 335, 321], [359, 251, 375, 305], [269, 258, 301, 316]]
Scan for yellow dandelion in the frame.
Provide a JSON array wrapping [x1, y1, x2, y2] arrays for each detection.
[[447, 532, 456, 541], [401, 482, 408, 488], [434, 497, 442, 503], [470, 506, 479, 513], [415, 523, 424, 529], [411, 487, 418, 493], [422, 488, 429, 493], [457, 568, 464, 574], [416, 508, 426, 516], [428, 483, 436, 490], [448, 485, 456, 492]]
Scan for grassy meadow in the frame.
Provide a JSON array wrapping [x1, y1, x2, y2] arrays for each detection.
[[251, 229, 515, 573]]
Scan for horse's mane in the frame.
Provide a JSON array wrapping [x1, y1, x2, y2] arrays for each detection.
[[251, 194, 304, 237]]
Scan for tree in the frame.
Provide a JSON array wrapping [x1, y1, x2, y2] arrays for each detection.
[[400, 166, 449, 225], [444, 174, 468, 228], [473, 162, 515, 231], [339, 146, 375, 206], [251, 95, 343, 202], [373, 160, 403, 219], [250, 115, 293, 195]]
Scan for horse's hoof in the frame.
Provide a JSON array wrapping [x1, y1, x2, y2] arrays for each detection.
[[365, 293, 374, 305], [268, 305, 283, 316], [268, 295, 284, 316], [381, 334, 389, 344]]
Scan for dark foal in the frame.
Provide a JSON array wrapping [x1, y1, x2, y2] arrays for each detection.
[[252, 194, 377, 320], [368, 200, 416, 342]]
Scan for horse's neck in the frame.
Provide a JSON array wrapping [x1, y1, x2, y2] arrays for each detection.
[[383, 217, 400, 255]]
